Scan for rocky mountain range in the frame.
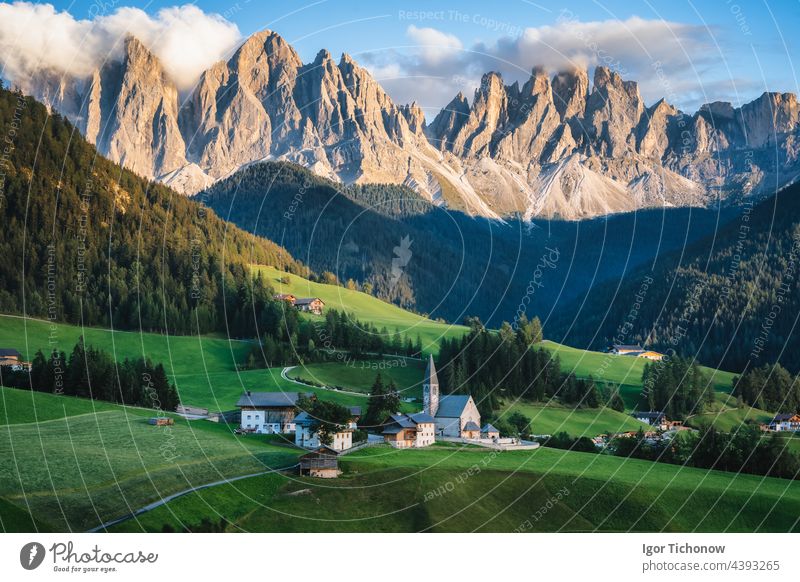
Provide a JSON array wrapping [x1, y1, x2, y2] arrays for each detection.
[[17, 30, 800, 219]]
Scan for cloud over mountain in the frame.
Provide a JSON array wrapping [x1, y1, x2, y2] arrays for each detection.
[[0, 2, 241, 90], [363, 15, 758, 112]]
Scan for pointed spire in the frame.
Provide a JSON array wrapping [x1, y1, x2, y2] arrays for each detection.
[[426, 354, 439, 387], [423, 354, 439, 417]]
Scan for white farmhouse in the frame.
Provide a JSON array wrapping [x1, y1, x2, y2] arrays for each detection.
[[293, 407, 360, 451], [236, 391, 304, 434]]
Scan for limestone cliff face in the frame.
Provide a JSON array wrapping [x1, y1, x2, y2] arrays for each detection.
[[18, 30, 800, 219], [429, 65, 800, 218]]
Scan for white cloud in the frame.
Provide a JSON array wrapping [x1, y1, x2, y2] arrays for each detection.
[[406, 25, 463, 66], [363, 16, 750, 113], [0, 2, 241, 90]]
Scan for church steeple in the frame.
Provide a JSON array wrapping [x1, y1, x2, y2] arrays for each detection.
[[423, 354, 439, 417]]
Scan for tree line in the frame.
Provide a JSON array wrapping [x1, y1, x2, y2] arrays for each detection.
[[613, 424, 799, 480], [0, 85, 304, 336], [436, 316, 604, 418], [641, 356, 715, 419], [244, 302, 424, 369], [0, 337, 179, 410], [733, 363, 800, 412]]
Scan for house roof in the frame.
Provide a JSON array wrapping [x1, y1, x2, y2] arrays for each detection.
[[295, 297, 323, 306], [236, 391, 303, 408], [463, 421, 480, 431], [0, 348, 21, 358], [633, 411, 665, 421], [772, 413, 799, 422], [408, 412, 434, 424], [381, 412, 434, 434], [481, 423, 499, 433], [300, 445, 342, 457], [425, 354, 439, 387], [612, 344, 644, 351], [435, 394, 472, 418], [381, 425, 405, 435]]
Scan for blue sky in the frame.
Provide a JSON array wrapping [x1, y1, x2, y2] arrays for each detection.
[[14, 1, 800, 114]]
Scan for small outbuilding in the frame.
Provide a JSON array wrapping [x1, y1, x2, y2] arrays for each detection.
[[148, 417, 174, 426], [462, 420, 481, 439], [481, 423, 500, 439], [298, 447, 341, 478]]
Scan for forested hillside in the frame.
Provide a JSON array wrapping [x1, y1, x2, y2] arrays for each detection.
[[199, 161, 730, 326], [0, 85, 303, 334], [550, 182, 800, 373]]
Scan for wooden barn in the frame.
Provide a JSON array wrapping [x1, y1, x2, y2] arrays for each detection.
[[298, 447, 341, 478]]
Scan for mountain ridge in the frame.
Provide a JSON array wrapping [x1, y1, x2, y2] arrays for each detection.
[[14, 30, 800, 220]]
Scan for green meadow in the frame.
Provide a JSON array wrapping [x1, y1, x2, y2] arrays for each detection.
[[291, 357, 425, 398], [110, 444, 800, 533], [0, 387, 301, 532], [253, 265, 468, 353], [0, 314, 368, 412], [540, 340, 737, 394], [498, 400, 649, 437]]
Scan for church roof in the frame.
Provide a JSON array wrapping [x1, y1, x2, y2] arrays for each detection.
[[482, 423, 499, 433], [435, 394, 471, 418], [425, 354, 439, 387], [463, 421, 480, 431]]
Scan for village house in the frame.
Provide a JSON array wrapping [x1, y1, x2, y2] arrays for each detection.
[[236, 391, 307, 434], [294, 406, 361, 451], [608, 344, 644, 356], [631, 411, 668, 431], [298, 447, 341, 478], [423, 355, 482, 438], [294, 297, 325, 315], [639, 350, 665, 361], [0, 348, 31, 372], [382, 412, 436, 448], [274, 293, 297, 304], [767, 413, 800, 432]]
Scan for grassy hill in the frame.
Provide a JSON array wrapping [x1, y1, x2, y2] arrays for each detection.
[[109, 444, 800, 533], [254, 265, 467, 353], [0, 314, 371, 412], [0, 387, 301, 532], [291, 357, 425, 399], [542, 340, 737, 394], [497, 401, 649, 436]]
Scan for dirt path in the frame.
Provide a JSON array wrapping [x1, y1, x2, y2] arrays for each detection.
[[87, 465, 297, 532]]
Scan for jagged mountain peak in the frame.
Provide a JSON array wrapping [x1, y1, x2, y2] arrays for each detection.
[[18, 29, 800, 220]]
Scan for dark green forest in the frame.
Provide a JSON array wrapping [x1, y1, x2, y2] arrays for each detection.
[[198, 161, 726, 327], [436, 317, 604, 418], [0, 85, 303, 335], [550, 182, 800, 373]]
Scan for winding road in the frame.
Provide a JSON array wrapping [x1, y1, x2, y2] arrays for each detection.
[[280, 366, 368, 397]]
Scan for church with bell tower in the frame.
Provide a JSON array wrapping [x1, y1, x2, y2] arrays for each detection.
[[423, 354, 481, 439]]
